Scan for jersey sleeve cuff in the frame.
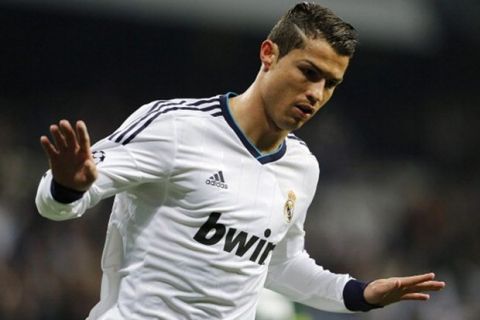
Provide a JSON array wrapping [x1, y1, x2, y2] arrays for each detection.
[[343, 279, 383, 312], [50, 180, 85, 204]]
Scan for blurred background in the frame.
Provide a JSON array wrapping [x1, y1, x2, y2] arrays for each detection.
[[1, 0, 479, 319]]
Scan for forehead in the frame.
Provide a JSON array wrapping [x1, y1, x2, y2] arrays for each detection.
[[284, 38, 350, 78]]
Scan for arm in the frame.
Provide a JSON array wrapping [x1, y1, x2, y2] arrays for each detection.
[[265, 214, 446, 313], [264, 213, 356, 313], [36, 103, 178, 220], [263, 155, 358, 312], [264, 146, 445, 311]]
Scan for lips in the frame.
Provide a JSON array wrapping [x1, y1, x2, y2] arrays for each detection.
[[294, 104, 314, 116]]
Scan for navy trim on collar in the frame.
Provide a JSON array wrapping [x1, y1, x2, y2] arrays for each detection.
[[220, 93, 287, 165]]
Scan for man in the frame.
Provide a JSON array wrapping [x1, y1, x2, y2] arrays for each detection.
[[36, 2, 445, 319]]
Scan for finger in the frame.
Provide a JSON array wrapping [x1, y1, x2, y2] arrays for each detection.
[[400, 293, 430, 301], [59, 119, 79, 150], [405, 281, 446, 293], [398, 273, 435, 287], [50, 124, 68, 150], [40, 135, 59, 158], [76, 120, 91, 153]]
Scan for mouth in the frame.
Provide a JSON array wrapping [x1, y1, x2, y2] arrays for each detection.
[[294, 104, 315, 116]]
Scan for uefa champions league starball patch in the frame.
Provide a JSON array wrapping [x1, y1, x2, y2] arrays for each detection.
[[283, 191, 296, 223], [92, 150, 106, 164]]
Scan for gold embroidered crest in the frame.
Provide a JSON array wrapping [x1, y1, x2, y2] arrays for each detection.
[[283, 191, 296, 223]]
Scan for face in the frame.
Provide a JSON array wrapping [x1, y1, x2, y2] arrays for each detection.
[[258, 37, 350, 132]]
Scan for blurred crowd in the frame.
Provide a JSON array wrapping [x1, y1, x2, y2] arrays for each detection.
[[1, 3, 479, 320]]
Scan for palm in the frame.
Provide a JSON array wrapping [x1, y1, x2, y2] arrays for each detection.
[[40, 120, 97, 191]]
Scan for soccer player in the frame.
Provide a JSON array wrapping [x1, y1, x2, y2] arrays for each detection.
[[36, 2, 445, 319]]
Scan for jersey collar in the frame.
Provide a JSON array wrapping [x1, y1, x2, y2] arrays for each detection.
[[220, 92, 287, 165]]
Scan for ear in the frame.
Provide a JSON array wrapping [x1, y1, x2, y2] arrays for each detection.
[[259, 40, 278, 71]]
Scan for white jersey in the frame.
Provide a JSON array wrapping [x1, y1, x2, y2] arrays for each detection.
[[36, 93, 353, 320]]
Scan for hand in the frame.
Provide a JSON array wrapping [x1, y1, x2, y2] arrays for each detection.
[[364, 273, 446, 306], [40, 120, 97, 192]]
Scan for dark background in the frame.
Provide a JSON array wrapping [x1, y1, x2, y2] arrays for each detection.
[[1, 1, 479, 319]]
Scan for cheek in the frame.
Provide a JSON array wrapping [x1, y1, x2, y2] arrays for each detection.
[[277, 75, 305, 98], [264, 70, 306, 104], [267, 79, 291, 102], [322, 90, 335, 103]]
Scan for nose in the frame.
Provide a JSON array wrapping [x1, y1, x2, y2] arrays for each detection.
[[306, 79, 326, 106]]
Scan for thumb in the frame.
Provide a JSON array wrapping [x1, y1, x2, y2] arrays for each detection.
[[84, 159, 98, 183]]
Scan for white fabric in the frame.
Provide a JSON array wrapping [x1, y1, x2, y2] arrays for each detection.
[[36, 95, 353, 320]]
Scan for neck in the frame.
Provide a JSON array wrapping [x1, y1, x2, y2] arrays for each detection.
[[229, 83, 288, 154]]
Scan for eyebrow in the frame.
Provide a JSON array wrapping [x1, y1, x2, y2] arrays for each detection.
[[303, 60, 343, 85]]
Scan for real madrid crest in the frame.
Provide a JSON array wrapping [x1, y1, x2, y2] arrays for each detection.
[[283, 191, 296, 223]]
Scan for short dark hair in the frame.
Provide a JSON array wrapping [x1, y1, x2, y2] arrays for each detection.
[[268, 2, 358, 58]]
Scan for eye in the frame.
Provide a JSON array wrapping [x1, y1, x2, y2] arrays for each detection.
[[300, 67, 320, 82], [325, 79, 339, 89], [299, 65, 341, 89]]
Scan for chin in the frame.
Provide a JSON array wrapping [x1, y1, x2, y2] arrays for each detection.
[[273, 116, 306, 132], [281, 121, 304, 132]]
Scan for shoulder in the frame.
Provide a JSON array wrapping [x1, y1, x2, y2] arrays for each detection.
[[286, 133, 319, 173], [284, 133, 319, 172], [148, 95, 223, 119], [286, 133, 314, 157], [131, 95, 223, 126], [108, 95, 223, 145]]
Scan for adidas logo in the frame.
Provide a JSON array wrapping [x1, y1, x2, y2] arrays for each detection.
[[205, 170, 228, 189]]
